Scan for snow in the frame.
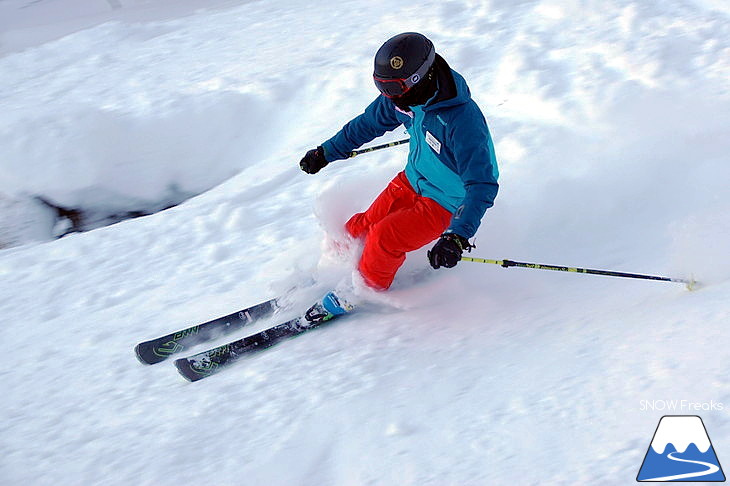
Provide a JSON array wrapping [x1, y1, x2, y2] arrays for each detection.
[[1, 0, 729, 484]]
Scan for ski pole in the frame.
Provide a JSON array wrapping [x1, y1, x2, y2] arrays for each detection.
[[461, 257, 698, 290], [348, 139, 409, 158]]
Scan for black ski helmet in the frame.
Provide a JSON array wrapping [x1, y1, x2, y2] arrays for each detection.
[[373, 32, 436, 98]]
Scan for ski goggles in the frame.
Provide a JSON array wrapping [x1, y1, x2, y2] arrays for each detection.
[[373, 47, 435, 98]]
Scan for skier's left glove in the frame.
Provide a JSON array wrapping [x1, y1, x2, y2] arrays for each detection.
[[428, 233, 472, 269]]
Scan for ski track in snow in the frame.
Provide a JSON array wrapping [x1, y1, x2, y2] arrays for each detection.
[[1, 0, 729, 484]]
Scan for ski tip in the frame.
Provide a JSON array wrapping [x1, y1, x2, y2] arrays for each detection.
[[134, 343, 162, 365], [174, 358, 208, 382], [135, 340, 186, 365]]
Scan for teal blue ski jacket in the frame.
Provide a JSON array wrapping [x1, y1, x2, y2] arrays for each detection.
[[321, 69, 498, 239]]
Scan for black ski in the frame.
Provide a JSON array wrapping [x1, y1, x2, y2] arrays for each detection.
[[174, 291, 352, 382], [135, 297, 280, 365], [173, 316, 315, 381]]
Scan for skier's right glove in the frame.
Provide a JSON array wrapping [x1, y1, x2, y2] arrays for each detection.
[[428, 233, 472, 269], [300, 146, 328, 174]]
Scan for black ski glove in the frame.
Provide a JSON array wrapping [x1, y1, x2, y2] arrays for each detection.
[[428, 233, 472, 269], [300, 146, 328, 174]]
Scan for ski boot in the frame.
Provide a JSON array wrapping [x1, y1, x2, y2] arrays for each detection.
[[302, 291, 354, 326]]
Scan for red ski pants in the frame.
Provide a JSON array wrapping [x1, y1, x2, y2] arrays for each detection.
[[345, 171, 452, 290]]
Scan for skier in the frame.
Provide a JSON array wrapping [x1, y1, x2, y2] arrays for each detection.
[[300, 32, 499, 292]]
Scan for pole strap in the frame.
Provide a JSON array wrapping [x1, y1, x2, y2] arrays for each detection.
[[461, 256, 697, 290]]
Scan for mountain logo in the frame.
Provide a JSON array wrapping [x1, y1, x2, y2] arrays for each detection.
[[637, 415, 725, 482]]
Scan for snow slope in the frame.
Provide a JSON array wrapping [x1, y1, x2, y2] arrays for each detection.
[[1, 0, 729, 484]]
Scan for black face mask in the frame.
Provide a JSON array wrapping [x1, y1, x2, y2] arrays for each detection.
[[392, 69, 437, 111]]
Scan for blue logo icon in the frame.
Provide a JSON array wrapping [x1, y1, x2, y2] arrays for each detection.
[[637, 415, 725, 482]]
